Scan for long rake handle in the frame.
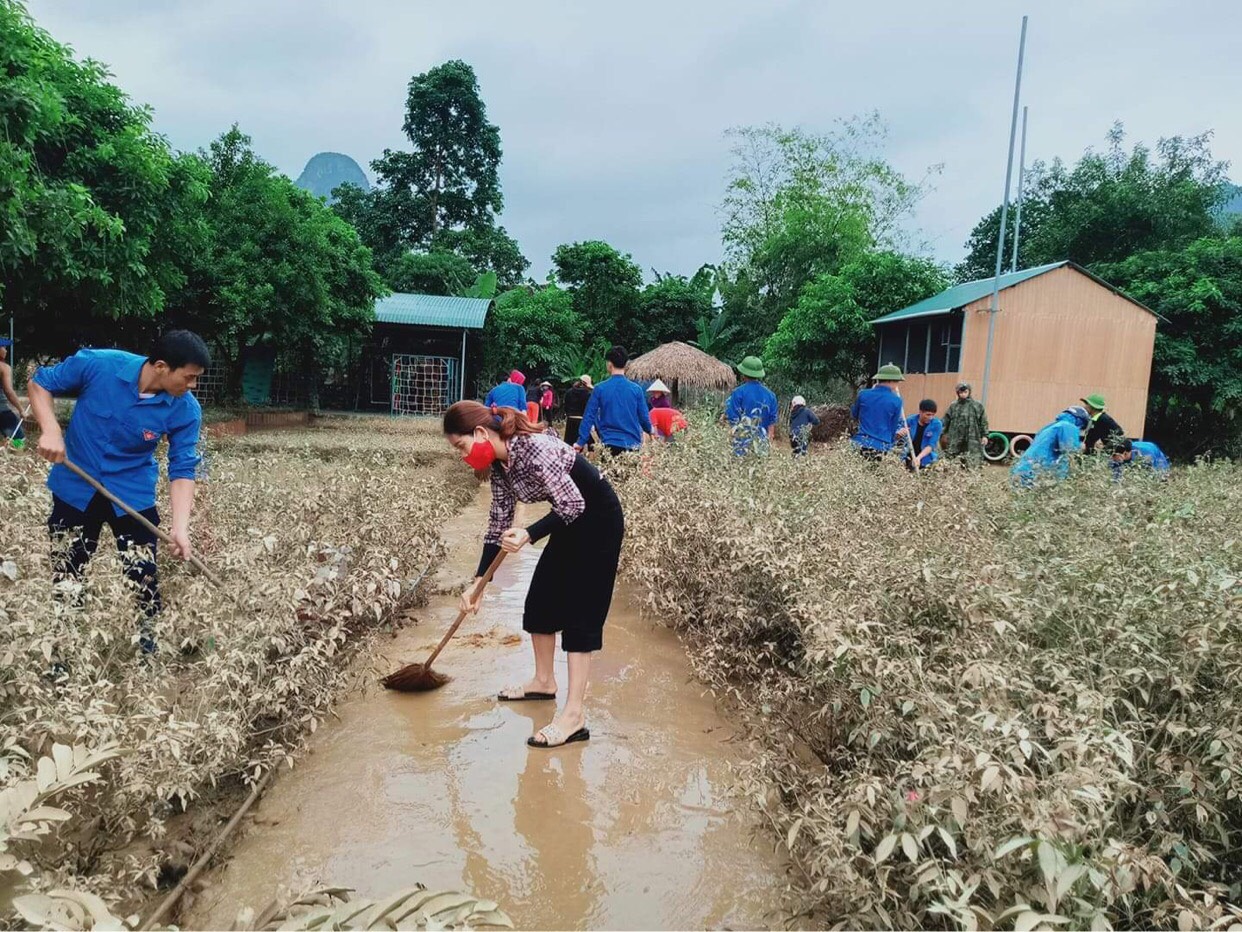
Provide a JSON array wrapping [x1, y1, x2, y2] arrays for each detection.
[[61, 457, 224, 588], [422, 550, 507, 670]]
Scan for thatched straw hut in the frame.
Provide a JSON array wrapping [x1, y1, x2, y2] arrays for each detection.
[[626, 341, 735, 406]]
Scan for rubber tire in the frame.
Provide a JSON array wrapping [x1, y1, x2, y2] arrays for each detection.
[[1009, 434, 1034, 458], [983, 432, 1011, 462]]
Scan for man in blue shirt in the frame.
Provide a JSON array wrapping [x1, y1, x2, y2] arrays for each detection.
[[725, 356, 778, 455], [850, 364, 909, 460], [905, 399, 943, 471], [28, 331, 209, 653], [484, 369, 527, 412], [1110, 438, 1170, 480], [575, 346, 653, 455]]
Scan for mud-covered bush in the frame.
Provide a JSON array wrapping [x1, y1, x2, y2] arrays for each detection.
[[613, 429, 1242, 930], [0, 418, 473, 920]]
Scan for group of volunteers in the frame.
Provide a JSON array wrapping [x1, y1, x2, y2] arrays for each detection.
[[9, 329, 1173, 756], [844, 361, 1170, 483]]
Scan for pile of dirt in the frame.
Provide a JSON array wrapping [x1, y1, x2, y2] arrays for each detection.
[[810, 404, 852, 442]]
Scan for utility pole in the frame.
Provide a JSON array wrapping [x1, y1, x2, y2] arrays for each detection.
[[1011, 105, 1029, 272], [981, 15, 1028, 407]]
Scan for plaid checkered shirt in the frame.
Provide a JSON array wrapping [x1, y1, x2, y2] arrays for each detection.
[[485, 432, 585, 544]]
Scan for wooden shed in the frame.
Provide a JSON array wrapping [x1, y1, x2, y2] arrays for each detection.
[[870, 262, 1157, 436], [360, 293, 491, 415]]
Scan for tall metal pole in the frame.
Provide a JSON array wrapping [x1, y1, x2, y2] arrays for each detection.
[[1011, 105, 1029, 272], [980, 15, 1028, 407]]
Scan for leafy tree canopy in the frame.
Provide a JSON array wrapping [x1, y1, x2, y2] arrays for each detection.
[[957, 124, 1229, 280], [335, 60, 528, 289], [764, 251, 948, 390], [166, 127, 383, 394], [718, 115, 936, 358], [386, 250, 478, 296], [552, 240, 643, 350], [481, 283, 583, 386], [635, 268, 715, 352], [0, 0, 210, 356], [1095, 236, 1242, 458]]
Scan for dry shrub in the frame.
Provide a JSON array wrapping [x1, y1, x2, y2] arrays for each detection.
[[612, 426, 1242, 930], [0, 418, 474, 919]]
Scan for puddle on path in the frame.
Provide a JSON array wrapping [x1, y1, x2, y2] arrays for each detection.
[[186, 491, 790, 931]]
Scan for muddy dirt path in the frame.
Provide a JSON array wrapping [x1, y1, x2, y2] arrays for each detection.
[[186, 490, 789, 931]]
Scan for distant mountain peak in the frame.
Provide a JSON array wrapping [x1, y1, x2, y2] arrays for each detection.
[[294, 152, 370, 202]]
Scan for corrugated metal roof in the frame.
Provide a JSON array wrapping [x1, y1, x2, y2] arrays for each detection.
[[871, 262, 1067, 326], [374, 293, 492, 329]]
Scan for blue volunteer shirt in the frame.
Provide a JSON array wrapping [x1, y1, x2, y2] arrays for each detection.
[[905, 414, 943, 466], [850, 386, 905, 452], [726, 380, 778, 453], [32, 349, 202, 516], [484, 380, 526, 411], [576, 374, 652, 450], [1112, 440, 1171, 480]]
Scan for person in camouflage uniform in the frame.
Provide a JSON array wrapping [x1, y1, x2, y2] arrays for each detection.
[[941, 381, 989, 467]]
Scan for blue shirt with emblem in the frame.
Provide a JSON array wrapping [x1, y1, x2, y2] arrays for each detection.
[[32, 349, 202, 516]]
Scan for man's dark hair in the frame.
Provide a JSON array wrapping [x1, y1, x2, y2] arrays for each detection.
[[919, 398, 937, 413], [1114, 438, 1133, 454], [150, 330, 211, 370], [606, 345, 628, 369]]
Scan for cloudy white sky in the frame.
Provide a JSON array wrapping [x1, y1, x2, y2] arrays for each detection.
[[25, 0, 1241, 280]]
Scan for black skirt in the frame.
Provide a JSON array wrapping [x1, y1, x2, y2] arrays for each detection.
[[523, 455, 624, 652]]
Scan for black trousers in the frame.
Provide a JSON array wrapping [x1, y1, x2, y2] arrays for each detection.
[[0, 409, 23, 442], [48, 492, 161, 651]]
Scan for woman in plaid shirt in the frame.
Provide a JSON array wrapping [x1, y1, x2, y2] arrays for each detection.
[[444, 400, 625, 749]]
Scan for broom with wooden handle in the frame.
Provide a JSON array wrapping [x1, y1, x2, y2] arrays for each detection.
[[383, 549, 507, 692]]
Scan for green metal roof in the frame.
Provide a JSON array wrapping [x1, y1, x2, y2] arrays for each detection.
[[871, 262, 1067, 326], [374, 293, 491, 330]]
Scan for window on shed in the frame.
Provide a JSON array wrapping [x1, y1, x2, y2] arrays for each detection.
[[904, 319, 931, 374], [927, 312, 963, 373], [877, 326, 906, 372]]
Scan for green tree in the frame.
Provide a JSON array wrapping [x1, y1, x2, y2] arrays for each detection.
[[481, 283, 583, 386], [764, 251, 948, 390], [0, 0, 210, 356], [1095, 236, 1242, 458], [167, 127, 383, 397], [552, 241, 642, 349], [386, 251, 477, 296], [957, 125, 1228, 280], [719, 115, 935, 357], [635, 269, 714, 352], [340, 60, 528, 287]]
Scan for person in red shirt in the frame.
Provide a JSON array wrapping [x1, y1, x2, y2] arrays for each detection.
[[649, 407, 687, 441]]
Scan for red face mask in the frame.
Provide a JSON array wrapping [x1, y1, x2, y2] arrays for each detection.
[[463, 437, 496, 471]]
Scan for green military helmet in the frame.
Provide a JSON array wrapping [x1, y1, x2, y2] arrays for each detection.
[[737, 356, 766, 379], [873, 363, 905, 382]]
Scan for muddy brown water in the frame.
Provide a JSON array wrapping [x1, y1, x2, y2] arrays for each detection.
[[185, 491, 790, 931]]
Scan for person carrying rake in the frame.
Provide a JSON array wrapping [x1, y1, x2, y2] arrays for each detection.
[[443, 399, 625, 749]]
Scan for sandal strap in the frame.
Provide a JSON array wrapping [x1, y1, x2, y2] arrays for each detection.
[[535, 723, 566, 746]]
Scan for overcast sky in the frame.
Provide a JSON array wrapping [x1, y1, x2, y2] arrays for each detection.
[[25, 0, 1241, 280]]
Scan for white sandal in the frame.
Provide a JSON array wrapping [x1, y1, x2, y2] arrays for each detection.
[[497, 684, 556, 701], [527, 723, 590, 749]]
